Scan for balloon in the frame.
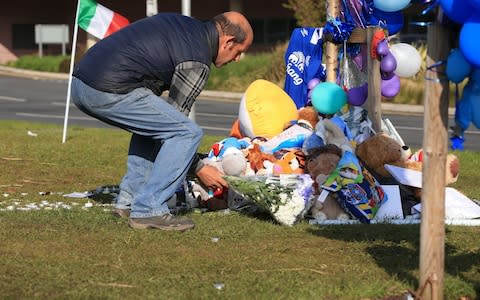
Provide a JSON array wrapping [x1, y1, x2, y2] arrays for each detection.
[[353, 44, 368, 71], [455, 69, 480, 130], [238, 79, 298, 139], [390, 43, 422, 77], [311, 82, 347, 115], [373, 0, 411, 12], [469, 0, 480, 9], [381, 75, 401, 98], [380, 53, 397, 73], [370, 9, 404, 35], [381, 71, 395, 80], [308, 78, 321, 90], [307, 89, 313, 102], [460, 15, 480, 68], [347, 83, 368, 106], [371, 30, 386, 59], [439, 0, 474, 24], [376, 39, 390, 57], [446, 49, 472, 83]]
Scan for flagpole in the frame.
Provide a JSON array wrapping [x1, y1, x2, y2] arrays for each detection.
[[62, 0, 81, 143]]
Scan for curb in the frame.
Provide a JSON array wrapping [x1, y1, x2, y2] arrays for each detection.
[[0, 65, 69, 80], [0, 65, 454, 117]]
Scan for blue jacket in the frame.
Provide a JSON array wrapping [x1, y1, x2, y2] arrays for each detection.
[[73, 13, 218, 96]]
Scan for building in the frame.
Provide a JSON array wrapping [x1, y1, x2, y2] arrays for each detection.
[[0, 0, 296, 63]]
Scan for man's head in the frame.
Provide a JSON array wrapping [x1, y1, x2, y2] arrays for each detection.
[[212, 11, 253, 67]]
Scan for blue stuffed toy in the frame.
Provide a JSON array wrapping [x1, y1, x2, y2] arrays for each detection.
[[451, 68, 480, 150], [207, 137, 250, 161]]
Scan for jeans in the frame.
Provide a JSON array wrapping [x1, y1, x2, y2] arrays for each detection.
[[71, 77, 203, 218]]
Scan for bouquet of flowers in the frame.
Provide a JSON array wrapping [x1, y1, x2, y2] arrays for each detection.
[[224, 174, 315, 226]]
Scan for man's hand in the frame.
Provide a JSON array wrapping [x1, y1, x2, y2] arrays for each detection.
[[196, 165, 228, 190]]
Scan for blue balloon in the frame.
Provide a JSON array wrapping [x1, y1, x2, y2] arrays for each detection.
[[460, 16, 480, 68], [373, 0, 410, 12], [311, 82, 347, 115], [455, 69, 480, 130], [439, 0, 474, 24], [370, 9, 404, 35], [446, 49, 472, 83], [469, 0, 480, 9]]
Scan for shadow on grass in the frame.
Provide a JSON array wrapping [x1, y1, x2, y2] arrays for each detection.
[[306, 225, 480, 295]]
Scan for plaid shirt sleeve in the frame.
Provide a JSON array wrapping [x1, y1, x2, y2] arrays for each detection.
[[167, 61, 210, 116]]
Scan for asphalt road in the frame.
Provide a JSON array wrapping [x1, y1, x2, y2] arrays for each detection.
[[1, 75, 479, 151]]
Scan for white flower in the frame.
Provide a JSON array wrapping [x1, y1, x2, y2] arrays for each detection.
[[224, 174, 314, 226]]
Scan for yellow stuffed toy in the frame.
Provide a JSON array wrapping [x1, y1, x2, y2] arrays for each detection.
[[238, 79, 298, 139]]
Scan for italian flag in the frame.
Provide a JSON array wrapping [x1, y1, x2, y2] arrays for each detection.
[[77, 0, 130, 39]]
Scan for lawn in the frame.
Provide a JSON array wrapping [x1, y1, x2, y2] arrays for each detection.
[[0, 120, 479, 299]]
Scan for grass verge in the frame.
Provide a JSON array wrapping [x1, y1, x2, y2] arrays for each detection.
[[0, 120, 479, 299]]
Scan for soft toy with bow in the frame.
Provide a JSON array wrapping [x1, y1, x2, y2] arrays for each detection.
[[207, 137, 250, 161]]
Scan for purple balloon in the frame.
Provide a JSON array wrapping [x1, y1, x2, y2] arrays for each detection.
[[380, 53, 397, 73], [352, 44, 368, 71], [381, 75, 401, 98], [308, 78, 321, 90], [376, 39, 390, 57], [381, 71, 395, 80], [307, 88, 313, 100], [347, 83, 368, 106]]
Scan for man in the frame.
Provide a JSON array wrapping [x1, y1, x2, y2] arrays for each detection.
[[71, 11, 253, 231]]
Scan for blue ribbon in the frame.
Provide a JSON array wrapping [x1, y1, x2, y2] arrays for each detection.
[[425, 60, 449, 83], [324, 17, 356, 44]]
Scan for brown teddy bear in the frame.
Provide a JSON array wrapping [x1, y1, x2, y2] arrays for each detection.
[[305, 144, 349, 220], [297, 106, 319, 130], [355, 133, 419, 178], [355, 133, 460, 199]]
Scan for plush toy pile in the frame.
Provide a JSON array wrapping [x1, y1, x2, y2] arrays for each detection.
[[189, 80, 462, 226]]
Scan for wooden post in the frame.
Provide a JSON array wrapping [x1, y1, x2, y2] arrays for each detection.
[[366, 27, 382, 133], [325, 0, 340, 83], [419, 22, 450, 300]]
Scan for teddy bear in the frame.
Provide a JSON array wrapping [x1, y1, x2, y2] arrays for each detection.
[[305, 144, 350, 220], [203, 147, 248, 177], [303, 117, 353, 156], [193, 148, 249, 210], [297, 106, 319, 130], [355, 133, 460, 200], [355, 133, 418, 178], [246, 143, 277, 175]]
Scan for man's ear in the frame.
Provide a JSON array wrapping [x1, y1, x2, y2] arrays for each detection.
[[224, 36, 235, 49]]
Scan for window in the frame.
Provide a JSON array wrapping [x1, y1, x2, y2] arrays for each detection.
[[251, 18, 296, 45], [12, 24, 36, 49]]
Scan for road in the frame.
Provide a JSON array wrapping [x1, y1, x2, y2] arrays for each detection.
[[1, 75, 479, 151]]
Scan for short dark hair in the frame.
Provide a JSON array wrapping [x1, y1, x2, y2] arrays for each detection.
[[212, 14, 247, 44]]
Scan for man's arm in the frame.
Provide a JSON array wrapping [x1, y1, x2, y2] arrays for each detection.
[[168, 61, 210, 115], [169, 61, 227, 188]]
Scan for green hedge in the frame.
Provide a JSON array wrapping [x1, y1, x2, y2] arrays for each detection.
[[6, 55, 70, 73]]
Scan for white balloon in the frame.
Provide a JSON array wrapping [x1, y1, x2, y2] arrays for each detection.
[[373, 0, 411, 12], [390, 43, 422, 78]]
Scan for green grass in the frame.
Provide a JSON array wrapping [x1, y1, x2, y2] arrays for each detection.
[[0, 120, 479, 299]]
